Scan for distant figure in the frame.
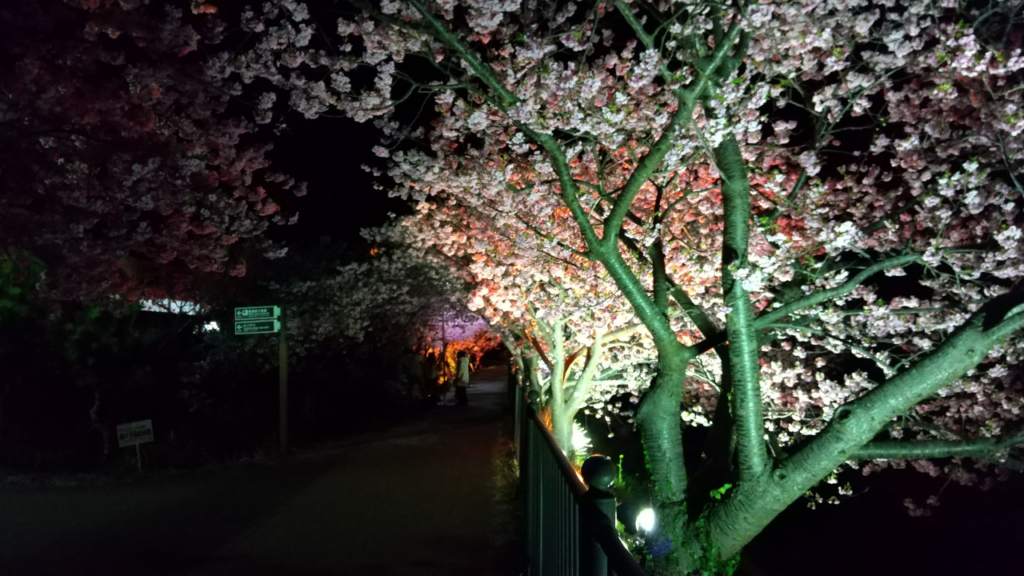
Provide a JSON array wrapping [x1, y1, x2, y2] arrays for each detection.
[[424, 357, 442, 406], [455, 351, 471, 406], [401, 348, 426, 402]]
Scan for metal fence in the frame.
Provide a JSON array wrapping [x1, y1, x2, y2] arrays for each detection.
[[514, 368, 646, 576]]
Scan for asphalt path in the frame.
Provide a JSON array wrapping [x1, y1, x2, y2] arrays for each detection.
[[0, 366, 516, 576]]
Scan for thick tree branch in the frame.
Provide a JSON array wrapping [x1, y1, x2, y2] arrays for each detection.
[[707, 292, 1024, 560], [602, 9, 743, 249], [614, 224, 722, 350], [669, 285, 723, 340], [716, 134, 768, 482], [601, 101, 692, 248]]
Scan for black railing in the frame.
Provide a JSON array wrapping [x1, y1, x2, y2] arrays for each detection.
[[515, 370, 646, 576]]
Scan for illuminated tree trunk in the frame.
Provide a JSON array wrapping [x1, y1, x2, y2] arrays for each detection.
[[526, 318, 607, 456], [521, 353, 542, 399], [545, 320, 574, 452]]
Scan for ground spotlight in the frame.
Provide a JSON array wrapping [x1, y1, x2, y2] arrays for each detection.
[[636, 508, 656, 533]]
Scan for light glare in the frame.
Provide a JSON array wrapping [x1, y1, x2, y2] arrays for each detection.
[[571, 421, 592, 453], [636, 508, 656, 532], [140, 299, 203, 315]]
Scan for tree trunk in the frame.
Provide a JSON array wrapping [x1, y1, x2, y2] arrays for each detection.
[[716, 135, 768, 482], [546, 320, 573, 453], [634, 352, 702, 575], [550, 409, 574, 457], [523, 353, 543, 399], [636, 354, 689, 505]]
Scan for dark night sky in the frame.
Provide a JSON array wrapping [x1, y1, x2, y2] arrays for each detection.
[[265, 112, 410, 247], [218, 1, 431, 250]]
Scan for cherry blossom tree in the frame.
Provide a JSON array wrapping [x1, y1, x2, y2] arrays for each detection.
[[0, 0, 300, 302], [381, 200, 658, 449], [222, 0, 1024, 571], [275, 247, 463, 356]]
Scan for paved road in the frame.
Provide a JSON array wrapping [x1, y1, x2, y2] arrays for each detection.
[[0, 367, 517, 576]]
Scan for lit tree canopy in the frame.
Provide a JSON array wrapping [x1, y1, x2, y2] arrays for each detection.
[[279, 245, 470, 357], [0, 0, 301, 301], [382, 199, 665, 450], [223, 0, 1024, 571]]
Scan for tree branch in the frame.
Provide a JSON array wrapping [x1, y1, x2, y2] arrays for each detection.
[[407, 1, 517, 107], [568, 335, 605, 412], [602, 7, 743, 249], [716, 134, 768, 481], [669, 284, 722, 341], [851, 431, 1024, 461], [408, 0, 604, 252], [754, 254, 923, 328], [707, 291, 1024, 560]]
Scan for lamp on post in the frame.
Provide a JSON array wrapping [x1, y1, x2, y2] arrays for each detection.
[[581, 454, 618, 576]]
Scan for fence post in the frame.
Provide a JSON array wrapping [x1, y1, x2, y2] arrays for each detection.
[[580, 455, 619, 576], [525, 390, 541, 576]]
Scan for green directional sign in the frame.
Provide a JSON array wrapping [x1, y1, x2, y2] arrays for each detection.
[[235, 306, 280, 321], [235, 319, 281, 335], [232, 304, 289, 452]]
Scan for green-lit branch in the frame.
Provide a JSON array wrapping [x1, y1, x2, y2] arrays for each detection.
[[754, 253, 923, 329], [568, 335, 605, 412], [603, 7, 743, 250], [669, 285, 722, 341], [409, 0, 603, 250], [615, 225, 721, 348], [763, 170, 809, 223], [708, 294, 1024, 560], [600, 110, 689, 249], [408, 1, 517, 106], [651, 252, 670, 317], [851, 430, 1024, 461], [666, 278, 737, 474], [716, 134, 768, 481]]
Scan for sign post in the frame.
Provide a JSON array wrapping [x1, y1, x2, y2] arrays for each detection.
[[279, 309, 288, 452], [116, 419, 154, 472], [234, 305, 288, 452]]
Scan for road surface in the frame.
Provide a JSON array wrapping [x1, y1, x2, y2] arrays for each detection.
[[0, 367, 518, 576]]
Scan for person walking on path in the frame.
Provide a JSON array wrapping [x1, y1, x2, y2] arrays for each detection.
[[454, 351, 471, 406]]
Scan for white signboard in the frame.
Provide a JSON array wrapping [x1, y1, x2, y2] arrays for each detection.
[[117, 420, 154, 448]]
